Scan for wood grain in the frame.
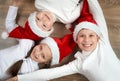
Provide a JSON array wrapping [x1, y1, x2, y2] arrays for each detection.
[[0, 0, 120, 81]]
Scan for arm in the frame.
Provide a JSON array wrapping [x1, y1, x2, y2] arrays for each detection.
[[18, 59, 81, 81], [5, 6, 18, 33], [88, 0, 109, 41], [5, 0, 41, 40], [5, 0, 19, 33], [6, 59, 82, 81]]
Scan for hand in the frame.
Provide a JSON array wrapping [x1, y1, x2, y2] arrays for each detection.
[[11, 0, 24, 6], [5, 76, 18, 81], [11, 0, 19, 6]]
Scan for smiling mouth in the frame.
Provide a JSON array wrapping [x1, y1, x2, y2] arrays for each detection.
[[83, 44, 92, 47], [45, 14, 50, 20], [34, 54, 38, 59]]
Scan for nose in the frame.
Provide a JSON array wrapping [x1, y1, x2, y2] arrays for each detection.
[[36, 53, 40, 58], [42, 15, 48, 22], [84, 36, 89, 42], [41, 17, 48, 26]]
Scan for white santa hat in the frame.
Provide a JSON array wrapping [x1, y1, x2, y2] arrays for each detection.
[[73, 0, 101, 42], [40, 34, 76, 65]]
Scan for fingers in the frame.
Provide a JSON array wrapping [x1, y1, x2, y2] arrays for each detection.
[[5, 76, 18, 81]]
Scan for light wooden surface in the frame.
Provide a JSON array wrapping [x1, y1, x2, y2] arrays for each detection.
[[0, 0, 120, 81], [99, 0, 120, 58]]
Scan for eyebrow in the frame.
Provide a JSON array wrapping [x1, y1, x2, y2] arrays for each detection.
[[36, 16, 40, 21], [40, 45, 42, 50]]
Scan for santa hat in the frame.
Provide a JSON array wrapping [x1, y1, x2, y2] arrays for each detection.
[[73, 0, 101, 42], [2, 12, 54, 40], [40, 34, 76, 65]]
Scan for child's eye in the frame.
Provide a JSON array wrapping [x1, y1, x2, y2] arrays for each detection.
[[41, 53, 45, 59], [36, 17, 40, 21], [43, 24, 46, 28], [79, 35, 84, 37], [39, 45, 42, 50], [89, 35, 94, 37]]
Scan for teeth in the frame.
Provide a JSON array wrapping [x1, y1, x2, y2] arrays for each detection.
[[83, 44, 91, 47]]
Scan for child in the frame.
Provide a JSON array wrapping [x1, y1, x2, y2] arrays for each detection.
[[2, 0, 56, 40], [34, 0, 83, 24], [6, 1, 120, 81], [2, 0, 104, 41], [0, 39, 52, 81], [34, 0, 104, 25], [0, 33, 76, 81], [34, 0, 107, 36]]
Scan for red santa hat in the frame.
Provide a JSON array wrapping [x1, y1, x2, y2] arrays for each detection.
[[40, 34, 76, 65], [2, 12, 54, 40], [73, 0, 101, 42]]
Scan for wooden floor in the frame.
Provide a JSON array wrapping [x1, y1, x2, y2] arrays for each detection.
[[0, 0, 120, 81]]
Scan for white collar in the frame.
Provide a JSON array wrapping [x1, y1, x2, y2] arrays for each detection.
[[18, 57, 39, 74]]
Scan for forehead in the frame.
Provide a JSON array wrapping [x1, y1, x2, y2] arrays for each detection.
[[40, 43, 49, 49], [79, 28, 97, 34], [40, 43, 51, 53], [40, 43, 52, 57]]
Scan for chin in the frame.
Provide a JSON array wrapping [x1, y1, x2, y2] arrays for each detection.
[[83, 48, 92, 52]]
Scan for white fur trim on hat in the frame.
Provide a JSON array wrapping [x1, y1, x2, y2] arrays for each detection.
[[40, 37, 60, 65], [28, 12, 54, 37], [73, 21, 101, 42]]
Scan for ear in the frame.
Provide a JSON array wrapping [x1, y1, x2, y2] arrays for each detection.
[[97, 36, 100, 41]]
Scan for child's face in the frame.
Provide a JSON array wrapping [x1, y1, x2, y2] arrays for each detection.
[[30, 43, 52, 64], [76, 29, 99, 52], [35, 11, 54, 31]]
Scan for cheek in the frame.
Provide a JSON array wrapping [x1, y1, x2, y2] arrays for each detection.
[[36, 22, 42, 29], [37, 12, 42, 17], [93, 37, 99, 43], [31, 48, 35, 55], [92, 38, 99, 48], [94, 40, 98, 46], [47, 21, 53, 27], [30, 52, 35, 60], [76, 39, 82, 48], [36, 58, 42, 63], [32, 46, 39, 55], [76, 37, 83, 44]]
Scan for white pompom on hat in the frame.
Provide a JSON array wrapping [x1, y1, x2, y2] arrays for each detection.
[[1, 31, 9, 39], [65, 24, 72, 29]]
